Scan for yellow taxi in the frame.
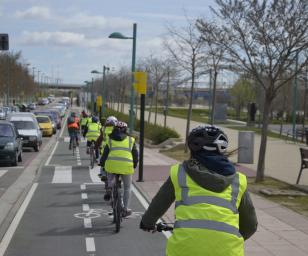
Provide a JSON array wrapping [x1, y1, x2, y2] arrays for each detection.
[[36, 115, 53, 137]]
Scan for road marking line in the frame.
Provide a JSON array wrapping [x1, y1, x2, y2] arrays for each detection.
[[132, 185, 172, 239], [81, 193, 88, 199], [89, 166, 101, 183], [45, 141, 59, 166], [0, 183, 38, 255], [52, 166, 72, 183], [0, 170, 8, 178], [85, 237, 96, 252], [84, 218, 92, 228], [76, 147, 81, 166], [80, 184, 86, 190], [83, 204, 90, 211], [59, 114, 68, 138]]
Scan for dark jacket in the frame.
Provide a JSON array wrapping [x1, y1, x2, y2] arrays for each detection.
[[141, 158, 258, 240], [100, 129, 139, 169]]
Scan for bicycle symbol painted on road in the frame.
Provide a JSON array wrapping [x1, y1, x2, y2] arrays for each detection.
[[74, 208, 144, 219]]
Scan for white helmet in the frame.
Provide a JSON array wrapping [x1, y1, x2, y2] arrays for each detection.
[[105, 116, 118, 126]]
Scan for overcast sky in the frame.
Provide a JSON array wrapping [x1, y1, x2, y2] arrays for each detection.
[[1, 0, 215, 84]]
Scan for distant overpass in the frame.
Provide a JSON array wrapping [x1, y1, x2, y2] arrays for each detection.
[[39, 83, 84, 90]]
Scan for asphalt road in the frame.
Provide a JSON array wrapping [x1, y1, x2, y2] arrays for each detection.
[[2, 120, 168, 256]]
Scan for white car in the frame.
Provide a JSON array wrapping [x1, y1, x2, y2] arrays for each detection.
[[8, 114, 42, 152]]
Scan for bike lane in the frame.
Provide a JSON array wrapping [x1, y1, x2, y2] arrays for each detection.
[[2, 124, 168, 255]]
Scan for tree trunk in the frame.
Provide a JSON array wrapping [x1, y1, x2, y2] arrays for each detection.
[[148, 89, 154, 123], [184, 70, 195, 152], [154, 83, 159, 125], [255, 94, 272, 182]]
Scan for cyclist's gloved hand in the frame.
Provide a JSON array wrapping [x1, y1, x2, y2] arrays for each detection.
[[139, 220, 155, 232]]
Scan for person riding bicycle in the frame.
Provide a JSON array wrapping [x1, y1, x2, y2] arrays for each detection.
[[80, 110, 88, 134], [139, 125, 258, 256], [100, 121, 138, 217], [83, 116, 102, 159], [67, 112, 80, 150], [96, 116, 118, 180]]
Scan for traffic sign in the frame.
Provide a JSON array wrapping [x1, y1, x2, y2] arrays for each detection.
[[96, 95, 102, 108], [133, 72, 147, 94]]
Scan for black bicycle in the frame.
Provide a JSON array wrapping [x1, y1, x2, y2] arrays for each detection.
[[71, 134, 77, 156], [111, 174, 123, 233]]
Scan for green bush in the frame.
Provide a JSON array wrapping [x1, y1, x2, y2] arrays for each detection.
[[105, 109, 180, 144]]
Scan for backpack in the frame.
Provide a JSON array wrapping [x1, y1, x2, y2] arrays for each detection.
[[67, 116, 75, 124]]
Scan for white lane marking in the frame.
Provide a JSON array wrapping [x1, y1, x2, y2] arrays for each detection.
[[0, 183, 38, 255], [84, 218, 92, 228], [132, 185, 172, 239], [85, 237, 96, 252], [64, 137, 86, 143], [52, 166, 72, 183], [45, 141, 59, 166], [81, 193, 88, 199], [59, 114, 68, 138], [0, 170, 8, 178], [80, 184, 86, 190], [76, 147, 81, 166], [83, 204, 90, 211], [89, 166, 101, 183]]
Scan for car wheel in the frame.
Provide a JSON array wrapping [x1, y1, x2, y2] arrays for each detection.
[[34, 142, 40, 152], [18, 150, 22, 162], [11, 153, 18, 166]]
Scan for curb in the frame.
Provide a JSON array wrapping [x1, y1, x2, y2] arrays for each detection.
[[0, 133, 57, 242]]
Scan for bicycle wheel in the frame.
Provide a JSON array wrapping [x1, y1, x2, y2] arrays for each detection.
[[90, 144, 94, 169], [72, 136, 76, 156], [114, 189, 122, 233]]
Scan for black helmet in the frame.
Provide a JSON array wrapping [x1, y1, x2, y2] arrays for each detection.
[[187, 125, 228, 154]]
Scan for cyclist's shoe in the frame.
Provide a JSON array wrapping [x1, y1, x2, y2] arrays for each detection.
[[122, 208, 132, 217], [104, 190, 111, 201]]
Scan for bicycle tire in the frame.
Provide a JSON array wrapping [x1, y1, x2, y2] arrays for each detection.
[[115, 189, 122, 233], [72, 136, 76, 156], [90, 143, 94, 168]]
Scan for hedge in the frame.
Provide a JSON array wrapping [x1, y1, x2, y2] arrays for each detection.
[[104, 109, 180, 144]]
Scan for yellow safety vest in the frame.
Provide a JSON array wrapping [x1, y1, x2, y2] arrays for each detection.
[[80, 117, 88, 126], [86, 123, 101, 142], [105, 136, 135, 175], [167, 164, 247, 256], [101, 126, 114, 154]]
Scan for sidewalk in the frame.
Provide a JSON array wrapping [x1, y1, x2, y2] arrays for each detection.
[[133, 147, 308, 256]]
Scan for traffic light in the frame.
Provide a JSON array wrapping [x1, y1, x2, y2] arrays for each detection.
[[0, 34, 9, 50]]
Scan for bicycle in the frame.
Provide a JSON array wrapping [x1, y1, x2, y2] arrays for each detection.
[[111, 174, 123, 233], [156, 222, 173, 232], [89, 140, 96, 169], [72, 134, 77, 156]]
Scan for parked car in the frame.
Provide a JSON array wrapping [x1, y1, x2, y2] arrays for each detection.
[[34, 111, 57, 134], [0, 108, 6, 120], [28, 103, 37, 110], [0, 121, 23, 166], [52, 105, 66, 117], [47, 109, 62, 129], [9, 116, 42, 152], [36, 115, 53, 137]]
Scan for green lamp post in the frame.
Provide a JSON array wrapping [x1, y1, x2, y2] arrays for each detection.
[[109, 23, 137, 135]]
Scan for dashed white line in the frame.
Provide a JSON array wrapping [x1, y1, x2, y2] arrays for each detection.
[[45, 141, 59, 166], [0, 183, 38, 255], [82, 204, 90, 211], [81, 193, 88, 199], [85, 237, 96, 252], [76, 147, 81, 166], [80, 184, 86, 190], [84, 218, 92, 228]]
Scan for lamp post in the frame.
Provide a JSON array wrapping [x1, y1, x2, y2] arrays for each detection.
[[84, 80, 90, 111], [109, 23, 137, 135]]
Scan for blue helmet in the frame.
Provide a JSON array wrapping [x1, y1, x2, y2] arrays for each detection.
[[92, 116, 99, 123]]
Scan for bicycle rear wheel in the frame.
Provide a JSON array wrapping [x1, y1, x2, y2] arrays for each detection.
[[114, 190, 122, 233], [90, 144, 95, 168], [72, 136, 76, 156]]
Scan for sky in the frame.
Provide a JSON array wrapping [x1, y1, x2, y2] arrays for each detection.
[[1, 0, 215, 84]]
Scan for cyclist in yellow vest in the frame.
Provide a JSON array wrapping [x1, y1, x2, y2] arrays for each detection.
[[100, 121, 138, 217], [140, 125, 257, 256], [97, 116, 118, 180], [80, 110, 89, 135], [83, 116, 102, 159]]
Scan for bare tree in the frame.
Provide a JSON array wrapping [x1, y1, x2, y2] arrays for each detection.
[[164, 18, 204, 151], [198, 0, 308, 181]]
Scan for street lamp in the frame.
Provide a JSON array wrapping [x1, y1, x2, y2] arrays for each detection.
[[109, 23, 137, 135]]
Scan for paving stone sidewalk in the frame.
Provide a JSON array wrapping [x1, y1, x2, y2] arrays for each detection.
[[133, 147, 308, 256]]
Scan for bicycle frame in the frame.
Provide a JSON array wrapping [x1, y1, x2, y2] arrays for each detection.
[[111, 174, 123, 233], [89, 141, 96, 169]]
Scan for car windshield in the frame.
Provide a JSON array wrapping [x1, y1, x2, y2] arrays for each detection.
[[36, 116, 50, 123], [0, 124, 14, 137], [36, 112, 55, 121], [11, 121, 36, 130]]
